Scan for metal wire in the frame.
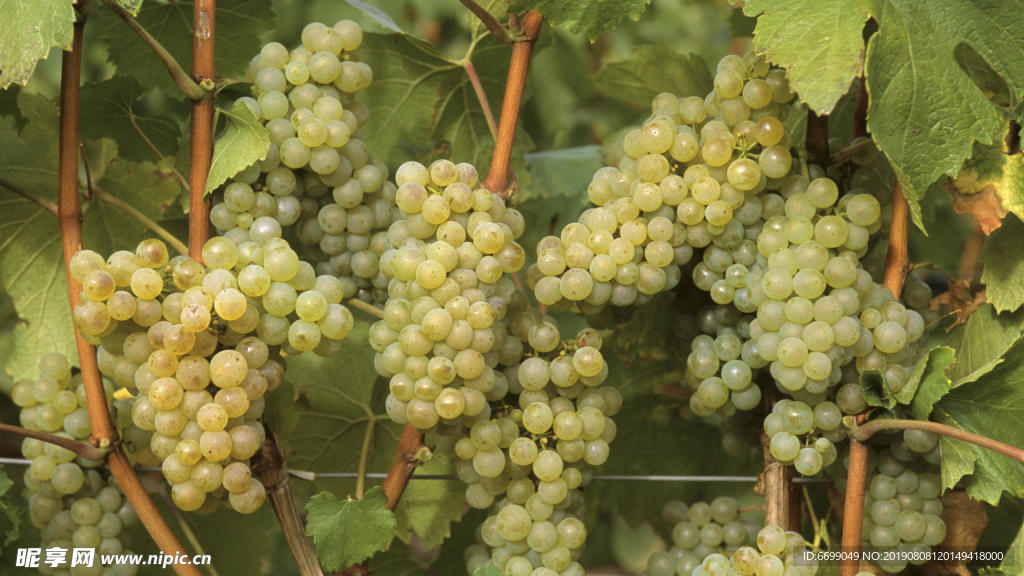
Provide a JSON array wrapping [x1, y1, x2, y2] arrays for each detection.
[[0, 457, 830, 483]]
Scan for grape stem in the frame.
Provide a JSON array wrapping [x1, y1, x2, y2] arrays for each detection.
[[254, 432, 327, 576], [100, 0, 208, 101], [0, 176, 59, 216], [457, 0, 511, 43], [381, 424, 426, 511], [345, 298, 385, 319], [884, 179, 910, 299], [355, 416, 377, 500], [757, 429, 791, 528], [481, 10, 543, 198], [57, 19, 201, 576], [92, 186, 189, 255], [465, 59, 499, 140], [0, 422, 109, 461], [188, 0, 216, 260], [848, 419, 1024, 462]]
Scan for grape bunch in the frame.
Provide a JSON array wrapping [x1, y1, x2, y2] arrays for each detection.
[[643, 497, 760, 576], [11, 353, 141, 576], [70, 233, 355, 512], [213, 20, 399, 304], [372, 159, 527, 429], [459, 317, 620, 576], [857, 437, 946, 573]]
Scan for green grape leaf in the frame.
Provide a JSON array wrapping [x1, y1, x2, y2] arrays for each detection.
[[0, 95, 76, 379], [276, 320, 402, 499], [859, 369, 896, 410], [345, 0, 403, 33], [736, 0, 872, 115], [357, 33, 532, 179], [865, 0, 1024, 230], [516, 146, 600, 251], [0, 466, 17, 553], [94, 0, 274, 97], [82, 159, 183, 252], [592, 45, 713, 106], [394, 452, 464, 548], [510, 0, 652, 41], [78, 76, 183, 163], [935, 303, 1024, 385], [206, 101, 270, 194], [906, 346, 956, 420], [305, 486, 396, 571], [981, 216, 1024, 312], [0, 0, 76, 89], [932, 340, 1024, 504]]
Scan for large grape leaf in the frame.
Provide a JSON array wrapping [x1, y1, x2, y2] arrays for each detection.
[[0, 0, 75, 89], [393, 452, 465, 549], [78, 76, 183, 163], [82, 159, 183, 252], [736, 0, 872, 115], [981, 216, 1024, 313], [357, 32, 531, 178], [592, 45, 712, 106], [933, 303, 1023, 385], [206, 101, 270, 193], [0, 95, 76, 379], [93, 0, 273, 96], [932, 340, 1024, 504], [306, 486, 396, 571], [510, 0, 652, 41], [276, 320, 403, 499], [907, 346, 955, 420], [866, 0, 1024, 230]]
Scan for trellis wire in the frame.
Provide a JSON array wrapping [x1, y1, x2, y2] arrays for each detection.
[[0, 457, 830, 483]]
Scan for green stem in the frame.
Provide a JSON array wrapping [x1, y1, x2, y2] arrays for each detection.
[[848, 418, 1024, 462], [128, 114, 191, 192], [0, 422, 109, 461], [91, 186, 189, 255], [0, 177, 59, 216], [345, 298, 384, 319], [100, 0, 208, 101]]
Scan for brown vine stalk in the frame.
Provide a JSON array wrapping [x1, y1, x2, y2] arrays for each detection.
[[759, 431, 790, 528], [188, 0, 216, 259], [849, 419, 1024, 462], [841, 176, 908, 576], [0, 422, 108, 460], [57, 19, 200, 576], [480, 10, 543, 197]]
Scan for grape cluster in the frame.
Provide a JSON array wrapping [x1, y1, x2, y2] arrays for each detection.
[[643, 497, 759, 576], [70, 234, 355, 512], [859, 438, 946, 573], [214, 20, 398, 304], [12, 353, 141, 576], [460, 317, 620, 576], [372, 159, 527, 429]]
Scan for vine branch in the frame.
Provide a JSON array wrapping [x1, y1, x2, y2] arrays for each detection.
[[839, 414, 869, 576], [848, 419, 1024, 462], [458, 0, 510, 43], [465, 59, 498, 140], [757, 431, 790, 528], [0, 176, 59, 216], [188, 0, 216, 259], [381, 424, 426, 510], [884, 179, 910, 299], [481, 9, 543, 198], [254, 432, 326, 576], [57, 19, 199, 576], [0, 422, 109, 460], [100, 0, 208, 101]]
